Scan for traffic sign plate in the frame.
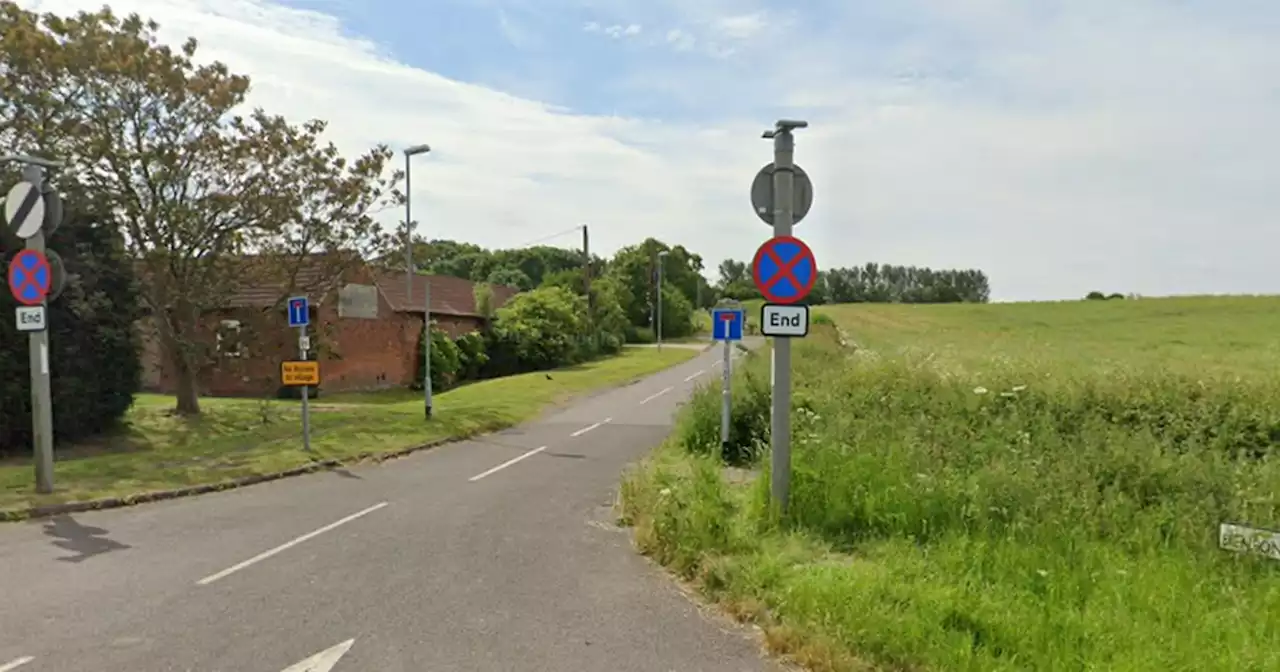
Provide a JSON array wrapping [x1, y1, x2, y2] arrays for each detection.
[[281, 360, 321, 386], [711, 308, 745, 341], [750, 163, 814, 226], [761, 303, 809, 337], [8, 249, 52, 306], [288, 296, 310, 327], [4, 181, 46, 240], [15, 305, 46, 332], [752, 235, 817, 304]]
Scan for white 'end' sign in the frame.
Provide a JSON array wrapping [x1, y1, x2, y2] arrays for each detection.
[[1219, 522, 1280, 561], [761, 303, 809, 338], [15, 305, 45, 332]]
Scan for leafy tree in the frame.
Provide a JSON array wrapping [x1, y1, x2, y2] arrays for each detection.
[[486, 266, 533, 290], [656, 283, 695, 339], [605, 238, 704, 329], [0, 191, 142, 454], [0, 4, 402, 415]]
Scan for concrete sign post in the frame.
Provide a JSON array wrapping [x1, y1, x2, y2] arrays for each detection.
[[711, 306, 745, 450], [3, 154, 66, 494], [754, 120, 811, 515], [288, 296, 312, 452]]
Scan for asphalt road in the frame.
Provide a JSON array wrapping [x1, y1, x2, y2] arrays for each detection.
[[0, 342, 780, 672]]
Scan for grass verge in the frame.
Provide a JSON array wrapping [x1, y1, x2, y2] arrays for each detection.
[[620, 297, 1280, 671], [0, 345, 697, 515]]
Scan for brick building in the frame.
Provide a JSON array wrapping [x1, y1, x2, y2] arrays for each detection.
[[138, 257, 519, 397]]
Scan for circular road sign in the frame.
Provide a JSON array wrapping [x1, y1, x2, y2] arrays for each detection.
[[44, 248, 68, 302], [41, 186, 63, 237], [750, 163, 814, 227], [8, 248, 52, 306], [752, 235, 817, 304], [4, 181, 47, 240]]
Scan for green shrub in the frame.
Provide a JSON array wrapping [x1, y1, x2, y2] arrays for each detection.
[[0, 196, 141, 454], [454, 331, 488, 381], [811, 312, 835, 326], [486, 286, 588, 373], [413, 322, 462, 391]]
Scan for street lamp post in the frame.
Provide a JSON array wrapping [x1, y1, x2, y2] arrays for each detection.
[[404, 143, 432, 419], [656, 250, 669, 352]]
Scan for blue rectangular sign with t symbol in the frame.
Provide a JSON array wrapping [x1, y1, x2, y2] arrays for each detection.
[[287, 296, 309, 328], [711, 308, 745, 341]]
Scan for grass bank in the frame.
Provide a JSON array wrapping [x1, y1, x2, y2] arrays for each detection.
[[620, 296, 1280, 671], [1, 345, 697, 514]]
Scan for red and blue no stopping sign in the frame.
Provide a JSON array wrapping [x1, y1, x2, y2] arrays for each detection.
[[752, 235, 817, 304], [7, 249, 52, 306]]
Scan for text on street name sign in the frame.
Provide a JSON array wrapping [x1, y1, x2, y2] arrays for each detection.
[[1219, 523, 1280, 561], [281, 360, 321, 386]]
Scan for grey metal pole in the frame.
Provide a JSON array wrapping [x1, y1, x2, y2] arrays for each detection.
[[404, 153, 413, 304], [424, 279, 433, 418], [300, 323, 311, 452], [21, 163, 55, 494], [721, 337, 731, 450], [770, 123, 798, 514], [656, 253, 665, 351]]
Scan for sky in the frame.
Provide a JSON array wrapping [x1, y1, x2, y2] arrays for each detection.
[[15, 0, 1280, 301]]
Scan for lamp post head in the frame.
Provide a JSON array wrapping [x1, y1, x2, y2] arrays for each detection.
[[404, 144, 432, 156]]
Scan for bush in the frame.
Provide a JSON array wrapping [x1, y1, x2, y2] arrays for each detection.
[[454, 331, 488, 381], [412, 322, 462, 391], [0, 197, 141, 455], [486, 286, 588, 373]]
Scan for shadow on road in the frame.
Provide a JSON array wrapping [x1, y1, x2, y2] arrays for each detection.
[[42, 515, 131, 563]]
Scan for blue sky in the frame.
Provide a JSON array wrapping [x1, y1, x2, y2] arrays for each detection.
[[19, 0, 1280, 300]]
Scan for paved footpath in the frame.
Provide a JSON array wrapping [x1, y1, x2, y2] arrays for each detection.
[[0, 342, 782, 672]]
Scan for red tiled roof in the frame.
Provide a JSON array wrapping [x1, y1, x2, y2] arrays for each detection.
[[134, 254, 520, 318], [372, 270, 520, 317]]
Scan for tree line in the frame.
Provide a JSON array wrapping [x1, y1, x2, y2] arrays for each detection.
[[714, 259, 991, 304]]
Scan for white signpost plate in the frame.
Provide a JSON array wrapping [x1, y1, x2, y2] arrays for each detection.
[[1219, 523, 1280, 561], [15, 305, 46, 332], [298, 334, 311, 352], [4, 181, 46, 240], [761, 303, 809, 338]]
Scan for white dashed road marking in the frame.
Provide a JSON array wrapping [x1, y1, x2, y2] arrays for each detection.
[[0, 656, 34, 671], [571, 418, 611, 437], [469, 446, 548, 482], [683, 370, 705, 382], [640, 387, 673, 405], [196, 502, 389, 586]]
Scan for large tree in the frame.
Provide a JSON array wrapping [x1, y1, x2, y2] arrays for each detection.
[[0, 4, 401, 414]]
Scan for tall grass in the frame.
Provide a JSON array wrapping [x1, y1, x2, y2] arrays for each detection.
[[621, 300, 1280, 671]]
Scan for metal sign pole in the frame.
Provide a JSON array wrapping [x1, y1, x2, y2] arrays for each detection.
[[721, 336, 731, 450], [424, 278, 433, 419], [21, 163, 54, 494], [300, 323, 311, 452], [768, 120, 805, 514]]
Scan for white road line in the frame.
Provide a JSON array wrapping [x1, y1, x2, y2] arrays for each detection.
[[469, 446, 548, 482], [570, 417, 611, 437], [196, 502, 389, 586], [684, 370, 705, 382], [640, 386, 674, 405], [0, 656, 34, 671]]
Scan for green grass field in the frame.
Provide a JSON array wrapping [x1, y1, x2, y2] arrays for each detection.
[[0, 346, 698, 515], [621, 296, 1280, 671]]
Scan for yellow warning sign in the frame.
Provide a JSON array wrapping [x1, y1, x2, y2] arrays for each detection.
[[281, 360, 320, 386]]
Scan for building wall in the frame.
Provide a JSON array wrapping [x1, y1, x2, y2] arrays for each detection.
[[138, 287, 488, 398]]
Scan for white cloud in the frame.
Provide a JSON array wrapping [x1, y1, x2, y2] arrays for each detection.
[[710, 11, 767, 41], [14, 0, 1280, 300]]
